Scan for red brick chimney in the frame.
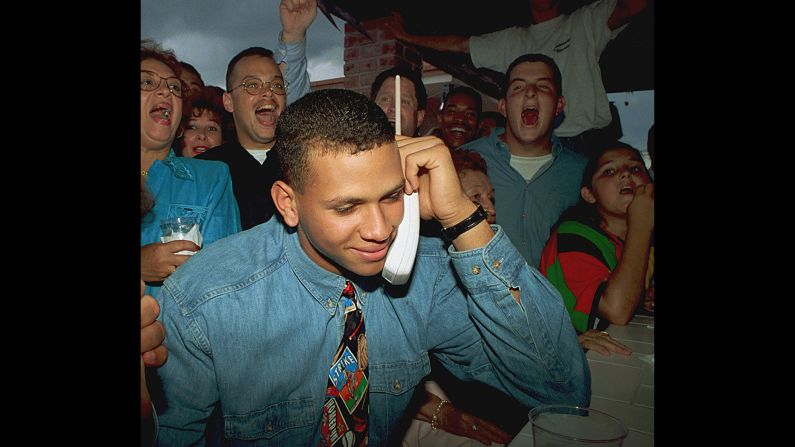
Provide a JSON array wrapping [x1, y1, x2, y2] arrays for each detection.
[[343, 17, 423, 96]]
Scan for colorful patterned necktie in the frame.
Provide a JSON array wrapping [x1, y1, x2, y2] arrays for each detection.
[[320, 280, 369, 446]]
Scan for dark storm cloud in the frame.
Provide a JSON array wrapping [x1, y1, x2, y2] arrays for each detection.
[[141, 0, 344, 88]]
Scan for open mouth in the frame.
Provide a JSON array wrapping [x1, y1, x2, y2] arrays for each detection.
[[521, 106, 539, 126], [192, 145, 209, 154], [255, 102, 277, 126], [150, 104, 173, 124], [619, 184, 636, 195]]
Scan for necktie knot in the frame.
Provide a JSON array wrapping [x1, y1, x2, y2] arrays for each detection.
[[342, 280, 355, 299]]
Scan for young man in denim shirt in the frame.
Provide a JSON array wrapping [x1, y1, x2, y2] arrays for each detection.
[[153, 89, 589, 446]]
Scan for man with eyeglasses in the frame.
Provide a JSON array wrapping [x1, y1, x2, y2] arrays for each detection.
[[196, 0, 315, 230]]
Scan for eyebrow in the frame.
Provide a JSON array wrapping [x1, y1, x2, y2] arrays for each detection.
[[509, 76, 554, 85], [241, 74, 284, 81], [324, 182, 405, 207], [597, 157, 643, 169]]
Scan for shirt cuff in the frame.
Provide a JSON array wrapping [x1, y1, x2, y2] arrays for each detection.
[[447, 225, 528, 292], [275, 31, 306, 65]]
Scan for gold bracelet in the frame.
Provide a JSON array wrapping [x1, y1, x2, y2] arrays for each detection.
[[430, 399, 450, 430]]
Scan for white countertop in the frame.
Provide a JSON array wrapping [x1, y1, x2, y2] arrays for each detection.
[[508, 315, 655, 447]]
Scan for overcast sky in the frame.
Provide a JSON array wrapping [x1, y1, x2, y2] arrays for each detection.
[[141, 0, 345, 88]]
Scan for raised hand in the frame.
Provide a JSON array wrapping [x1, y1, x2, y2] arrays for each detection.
[[395, 135, 473, 227], [627, 183, 654, 234], [280, 0, 318, 43]]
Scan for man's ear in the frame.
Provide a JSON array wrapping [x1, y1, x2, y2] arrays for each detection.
[[556, 95, 566, 117], [272, 180, 299, 227], [581, 186, 597, 204], [498, 98, 507, 117], [223, 92, 234, 113], [416, 109, 426, 130]]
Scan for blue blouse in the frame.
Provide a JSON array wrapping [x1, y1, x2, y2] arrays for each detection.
[[142, 149, 241, 296]]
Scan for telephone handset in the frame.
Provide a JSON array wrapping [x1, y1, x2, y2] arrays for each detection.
[[382, 192, 420, 285], [382, 74, 420, 285]]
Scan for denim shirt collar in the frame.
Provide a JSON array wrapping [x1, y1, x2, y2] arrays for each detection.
[[489, 127, 563, 160], [159, 148, 195, 181], [283, 227, 354, 315]]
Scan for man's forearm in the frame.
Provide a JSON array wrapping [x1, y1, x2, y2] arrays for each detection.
[[399, 34, 470, 54]]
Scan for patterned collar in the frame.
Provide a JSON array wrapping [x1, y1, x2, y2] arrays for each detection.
[[158, 148, 195, 181]]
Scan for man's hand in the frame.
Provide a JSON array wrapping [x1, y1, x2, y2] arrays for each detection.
[[280, 0, 317, 44], [140, 241, 199, 282], [578, 329, 632, 356], [395, 135, 472, 227], [141, 280, 168, 417]]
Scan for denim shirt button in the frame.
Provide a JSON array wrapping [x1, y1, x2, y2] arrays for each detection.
[[492, 260, 502, 269], [266, 422, 273, 432], [326, 299, 333, 308], [471, 266, 481, 275], [393, 380, 401, 391]]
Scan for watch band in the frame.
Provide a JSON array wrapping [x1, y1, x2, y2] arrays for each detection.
[[441, 205, 488, 242]]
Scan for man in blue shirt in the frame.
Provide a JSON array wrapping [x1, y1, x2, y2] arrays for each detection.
[[154, 89, 589, 446], [462, 53, 587, 267]]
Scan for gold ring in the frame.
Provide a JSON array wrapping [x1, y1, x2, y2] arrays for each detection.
[[600, 331, 609, 336]]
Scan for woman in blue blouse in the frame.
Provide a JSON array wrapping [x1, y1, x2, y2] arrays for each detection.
[[140, 40, 241, 296]]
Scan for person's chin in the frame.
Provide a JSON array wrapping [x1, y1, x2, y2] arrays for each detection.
[[345, 258, 387, 279]]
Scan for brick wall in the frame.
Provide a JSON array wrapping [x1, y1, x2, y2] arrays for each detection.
[[343, 17, 422, 96]]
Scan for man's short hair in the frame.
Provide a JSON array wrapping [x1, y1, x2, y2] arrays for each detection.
[[225, 47, 275, 92], [274, 89, 395, 192], [503, 53, 563, 98], [444, 86, 482, 115], [370, 67, 427, 111]]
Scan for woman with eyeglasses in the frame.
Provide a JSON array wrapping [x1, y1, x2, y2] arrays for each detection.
[[140, 39, 241, 300]]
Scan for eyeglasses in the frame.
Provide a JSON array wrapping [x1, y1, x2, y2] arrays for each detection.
[[141, 70, 187, 98], [228, 78, 288, 96]]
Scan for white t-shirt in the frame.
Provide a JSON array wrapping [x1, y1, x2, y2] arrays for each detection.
[[246, 149, 269, 165], [469, 0, 625, 137], [510, 153, 553, 182]]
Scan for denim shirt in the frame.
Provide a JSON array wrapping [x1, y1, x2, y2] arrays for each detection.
[[461, 130, 587, 267], [275, 32, 311, 106], [142, 149, 241, 297], [154, 219, 589, 446]]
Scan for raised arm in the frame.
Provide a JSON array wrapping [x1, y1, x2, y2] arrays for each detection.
[[277, 0, 315, 105], [388, 12, 470, 54], [597, 183, 654, 324], [397, 135, 589, 408], [608, 0, 648, 30]]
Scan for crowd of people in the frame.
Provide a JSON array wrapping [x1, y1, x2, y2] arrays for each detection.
[[140, 1, 653, 445]]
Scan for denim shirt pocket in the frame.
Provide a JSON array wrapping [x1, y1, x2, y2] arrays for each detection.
[[167, 203, 208, 226], [224, 397, 317, 444], [369, 355, 430, 396]]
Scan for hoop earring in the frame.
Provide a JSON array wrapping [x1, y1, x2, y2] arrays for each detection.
[[175, 128, 184, 139]]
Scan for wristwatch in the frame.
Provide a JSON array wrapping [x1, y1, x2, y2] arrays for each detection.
[[441, 205, 489, 242]]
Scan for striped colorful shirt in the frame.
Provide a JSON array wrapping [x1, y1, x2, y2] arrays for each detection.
[[539, 220, 654, 333]]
